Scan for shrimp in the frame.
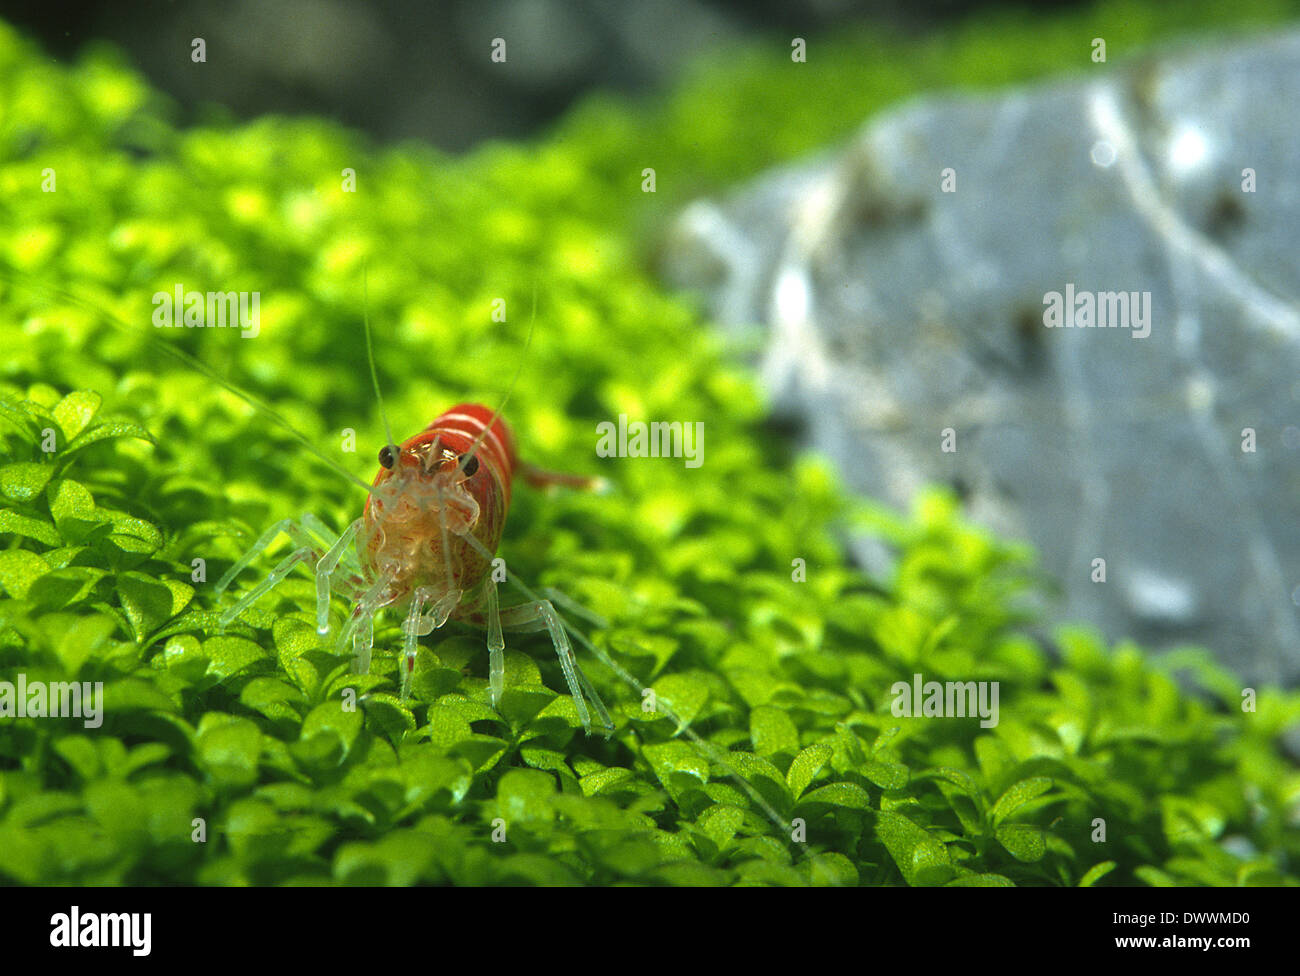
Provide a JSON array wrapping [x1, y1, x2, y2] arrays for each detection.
[[213, 399, 615, 733], [212, 276, 616, 732]]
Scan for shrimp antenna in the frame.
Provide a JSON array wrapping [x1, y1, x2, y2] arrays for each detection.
[[1, 271, 378, 497], [362, 264, 398, 461], [458, 281, 536, 472]]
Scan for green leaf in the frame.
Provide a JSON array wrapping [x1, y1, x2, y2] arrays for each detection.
[[804, 852, 860, 886], [797, 781, 872, 811], [239, 677, 306, 724], [786, 743, 833, 799], [519, 746, 571, 776], [289, 729, 345, 771], [299, 699, 364, 756], [1134, 866, 1179, 887], [452, 735, 510, 774], [0, 548, 50, 598], [83, 780, 148, 845], [224, 797, 318, 862], [54, 613, 118, 673], [25, 566, 107, 610], [195, 715, 263, 789], [399, 749, 473, 806], [1079, 861, 1117, 887], [142, 610, 223, 653], [52, 390, 102, 441], [973, 736, 1014, 787], [0, 462, 53, 502], [0, 509, 60, 547], [53, 736, 102, 780], [580, 766, 635, 797], [335, 832, 436, 885], [696, 804, 744, 850], [496, 768, 557, 824], [101, 677, 180, 715], [862, 757, 909, 791], [876, 811, 953, 886], [0, 396, 39, 443], [947, 873, 1015, 887], [62, 419, 156, 457], [422, 704, 474, 747], [1159, 795, 1226, 845], [121, 743, 172, 777], [203, 635, 271, 680], [104, 515, 164, 556], [49, 478, 106, 543], [749, 705, 799, 758], [362, 693, 416, 740], [498, 685, 557, 728], [991, 776, 1053, 826], [921, 766, 981, 798], [117, 571, 176, 640], [135, 640, 200, 696], [642, 739, 710, 793], [157, 578, 195, 615], [995, 824, 1047, 862], [724, 750, 791, 810], [650, 672, 709, 729]]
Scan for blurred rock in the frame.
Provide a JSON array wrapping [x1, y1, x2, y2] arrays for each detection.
[[664, 30, 1300, 683]]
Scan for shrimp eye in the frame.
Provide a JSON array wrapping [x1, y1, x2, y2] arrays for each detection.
[[378, 445, 397, 469], [459, 454, 479, 477]]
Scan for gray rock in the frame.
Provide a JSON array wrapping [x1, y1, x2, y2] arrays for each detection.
[[663, 31, 1300, 684]]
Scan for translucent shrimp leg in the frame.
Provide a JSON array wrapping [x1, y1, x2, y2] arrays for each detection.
[[504, 574, 787, 832], [496, 597, 613, 735], [214, 515, 336, 628], [313, 518, 362, 636], [537, 585, 608, 629], [481, 575, 507, 707], [341, 571, 395, 675], [453, 526, 612, 734], [399, 585, 463, 700], [215, 514, 366, 635]]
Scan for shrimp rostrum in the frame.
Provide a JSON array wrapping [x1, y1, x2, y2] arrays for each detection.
[[213, 399, 614, 735]]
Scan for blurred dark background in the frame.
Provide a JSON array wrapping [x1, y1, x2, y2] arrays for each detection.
[[5, 0, 1086, 151]]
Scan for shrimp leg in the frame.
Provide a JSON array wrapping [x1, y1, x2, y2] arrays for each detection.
[[342, 571, 394, 675], [452, 527, 612, 733], [214, 515, 338, 627], [215, 513, 371, 635], [313, 518, 362, 635], [399, 585, 462, 700], [482, 575, 506, 707], [537, 586, 608, 629], [497, 598, 613, 735]]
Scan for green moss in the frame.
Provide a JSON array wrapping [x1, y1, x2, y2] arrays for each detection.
[[1, 0, 1298, 885]]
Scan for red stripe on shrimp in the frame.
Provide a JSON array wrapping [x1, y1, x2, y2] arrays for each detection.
[[426, 403, 516, 501]]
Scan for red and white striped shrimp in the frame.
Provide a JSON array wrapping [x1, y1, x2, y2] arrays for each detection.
[[213, 365, 785, 819], [214, 396, 616, 734], [212, 280, 617, 733]]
